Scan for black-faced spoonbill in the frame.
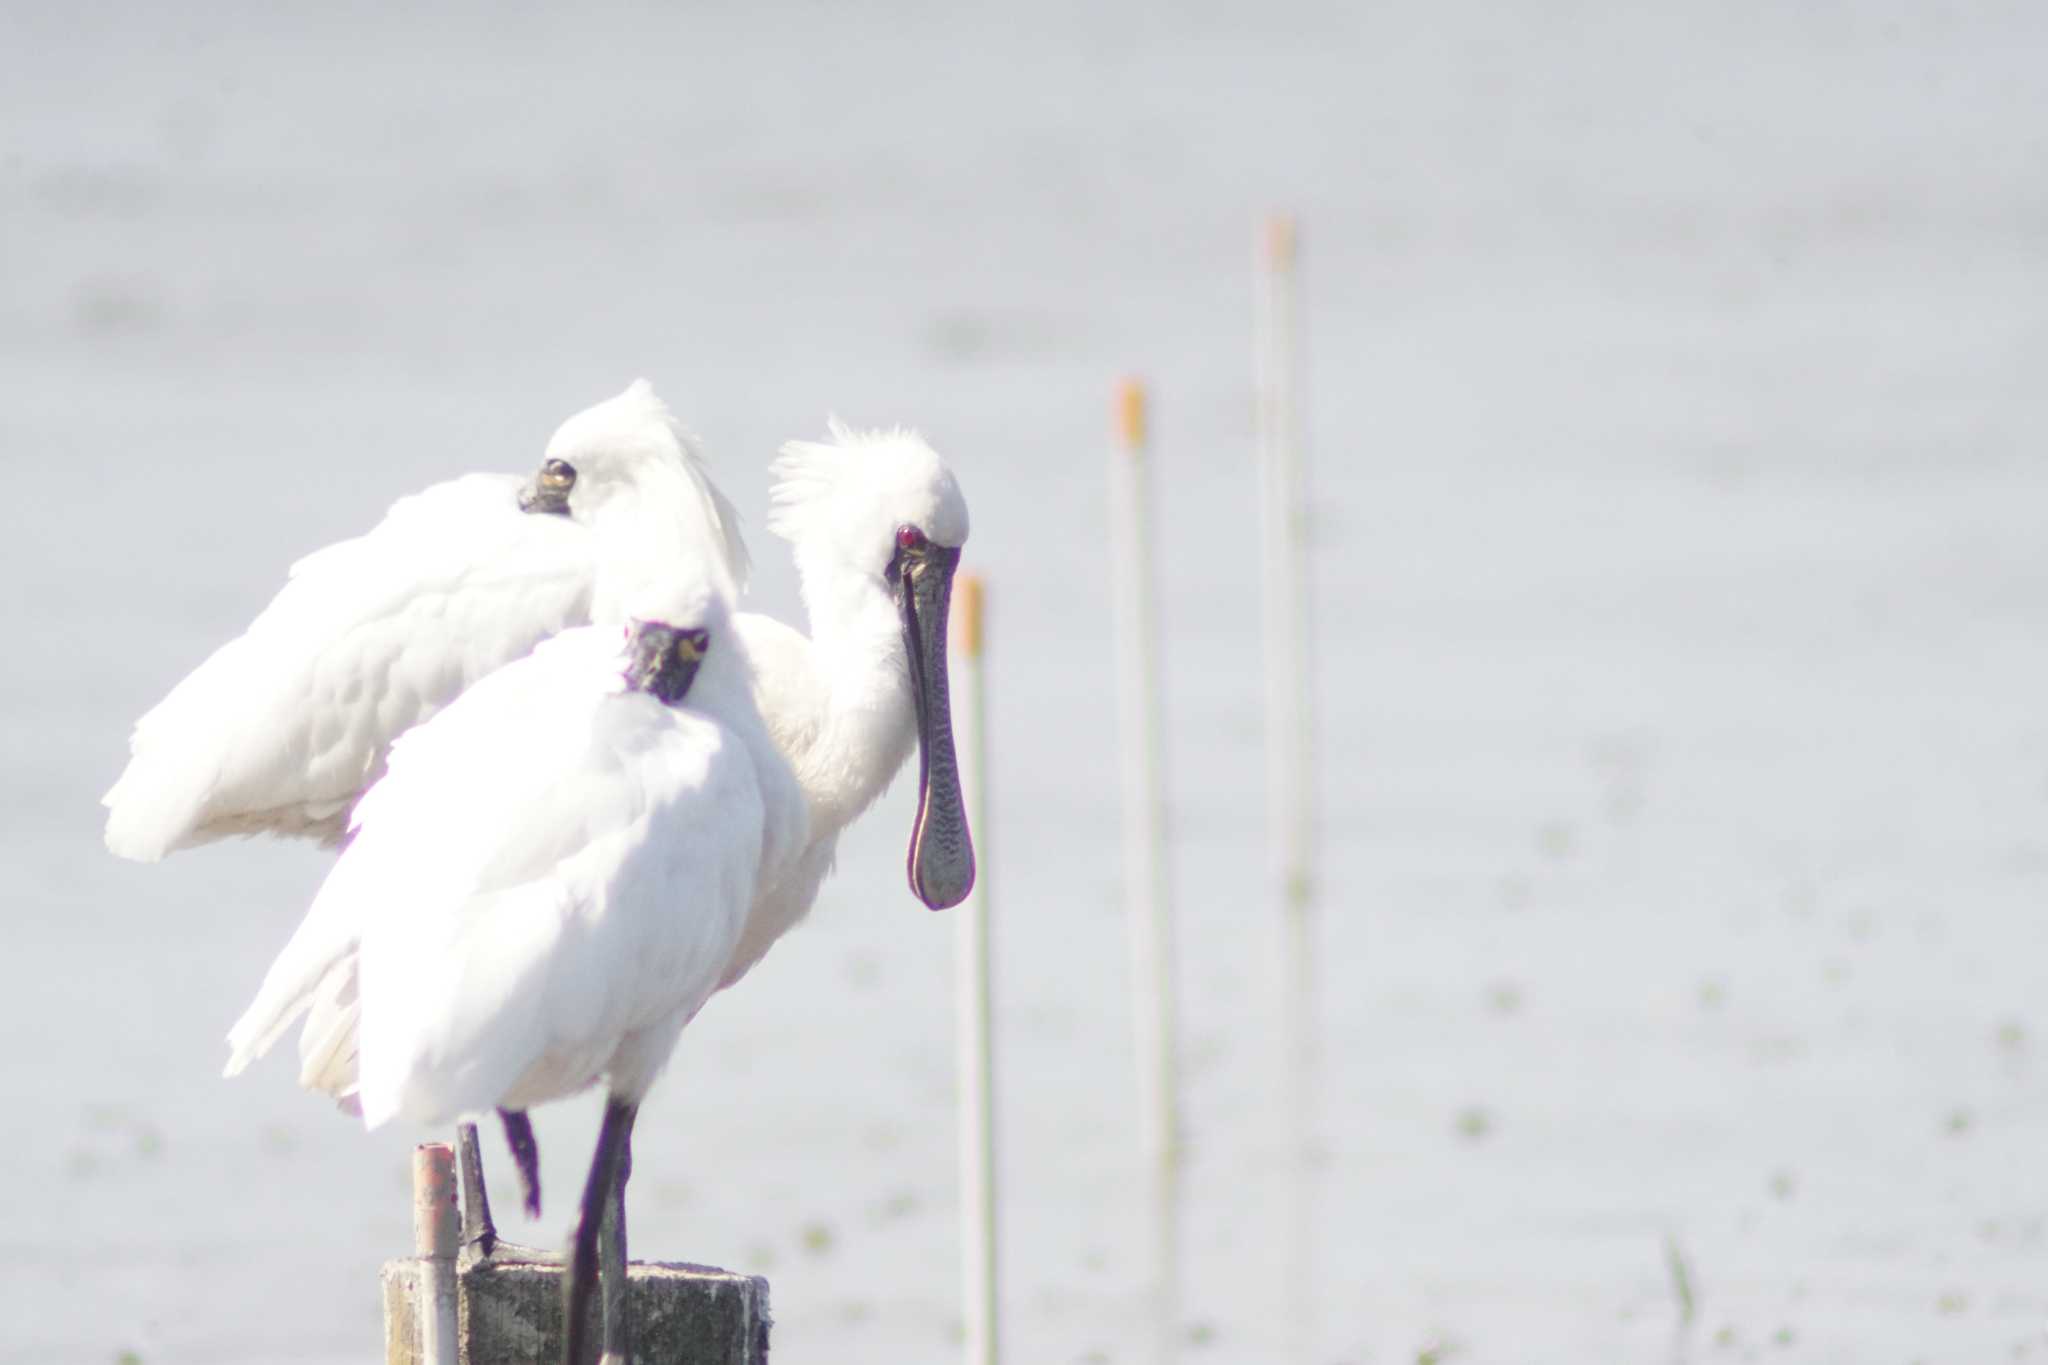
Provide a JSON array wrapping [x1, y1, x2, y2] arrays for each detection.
[[199, 404, 979, 1307], [323, 418, 984, 1249], [228, 581, 807, 1365], [102, 380, 745, 859], [722, 418, 978, 975]]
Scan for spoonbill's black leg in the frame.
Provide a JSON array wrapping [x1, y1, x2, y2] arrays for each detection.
[[597, 1132, 635, 1364], [458, 1117, 557, 1268], [500, 1108, 542, 1218], [457, 1121, 498, 1256], [563, 1099, 637, 1365]]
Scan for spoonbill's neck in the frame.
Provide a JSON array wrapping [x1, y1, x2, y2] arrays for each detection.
[[586, 465, 718, 621], [780, 549, 917, 836]]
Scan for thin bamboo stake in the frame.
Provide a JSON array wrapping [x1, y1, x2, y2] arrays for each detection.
[[1255, 212, 1316, 1360], [952, 574, 1001, 1365], [411, 1143, 460, 1365], [1108, 377, 1181, 1365]]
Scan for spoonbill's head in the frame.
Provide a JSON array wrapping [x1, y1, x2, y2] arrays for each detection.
[[522, 379, 750, 596], [770, 421, 974, 911], [621, 619, 712, 706], [615, 536, 740, 707]]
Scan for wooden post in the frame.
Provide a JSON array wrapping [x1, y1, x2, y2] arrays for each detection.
[[952, 574, 1001, 1365], [382, 1160, 771, 1364], [1109, 377, 1181, 1365]]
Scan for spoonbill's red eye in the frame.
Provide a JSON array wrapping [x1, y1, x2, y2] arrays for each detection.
[[896, 525, 928, 551]]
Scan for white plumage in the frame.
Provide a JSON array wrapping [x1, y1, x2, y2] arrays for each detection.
[[226, 598, 805, 1129], [103, 380, 744, 860], [721, 419, 977, 980], [212, 400, 973, 1365], [223, 558, 804, 1364], [218, 409, 977, 1121]]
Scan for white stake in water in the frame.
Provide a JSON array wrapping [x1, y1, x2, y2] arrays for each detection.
[[1109, 377, 1181, 1365], [1255, 212, 1317, 1359], [952, 573, 1001, 1365]]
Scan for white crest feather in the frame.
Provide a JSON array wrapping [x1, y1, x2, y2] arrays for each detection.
[[767, 416, 926, 547], [766, 421, 849, 546]]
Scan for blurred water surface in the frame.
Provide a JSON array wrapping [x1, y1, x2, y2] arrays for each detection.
[[4, 2, 2046, 1361]]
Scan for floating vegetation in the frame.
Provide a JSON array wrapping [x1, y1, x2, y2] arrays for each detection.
[[1665, 1234, 1697, 1327], [1415, 1335, 1459, 1365], [873, 1188, 919, 1223]]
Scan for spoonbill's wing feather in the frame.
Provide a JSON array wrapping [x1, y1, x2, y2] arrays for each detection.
[[225, 625, 764, 1128], [105, 474, 595, 860], [221, 629, 617, 1080], [348, 636, 764, 1127]]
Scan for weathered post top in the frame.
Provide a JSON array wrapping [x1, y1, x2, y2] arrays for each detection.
[[383, 1150, 770, 1365]]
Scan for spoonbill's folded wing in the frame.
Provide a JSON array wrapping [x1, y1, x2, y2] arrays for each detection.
[[104, 474, 594, 860], [221, 629, 616, 1083], [226, 628, 765, 1128]]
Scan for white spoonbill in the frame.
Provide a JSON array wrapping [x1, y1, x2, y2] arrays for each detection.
[[102, 379, 744, 859], [226, 415, 980, 1265], [227, 581, 806, 1365], [722, 417, 977, 968]]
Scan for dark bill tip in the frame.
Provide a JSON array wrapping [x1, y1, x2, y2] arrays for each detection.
[[911, 821, 975, 910]]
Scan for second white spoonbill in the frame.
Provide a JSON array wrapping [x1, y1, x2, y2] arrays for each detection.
[[102, 380, 743, 859], [228, 415, 981, 1264], [722, 418, 977, 978], [227, 580, 804, 1365]]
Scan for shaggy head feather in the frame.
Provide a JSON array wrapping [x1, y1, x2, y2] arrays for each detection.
[[767, 419, 968, 580]]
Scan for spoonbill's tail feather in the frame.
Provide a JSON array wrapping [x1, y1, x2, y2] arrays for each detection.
[[295, 958, 364, 1100], [224, 854, 380, 1079]]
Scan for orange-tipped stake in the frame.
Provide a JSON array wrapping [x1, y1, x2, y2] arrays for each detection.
[[954, 573, 985, 661], [1263, 211, 1299, 272], [951, 571, 999, 1365], [1106, 376, 1180, 1365], [1115, 376, 1148, 453], [1255, 208, 1316, 1362]]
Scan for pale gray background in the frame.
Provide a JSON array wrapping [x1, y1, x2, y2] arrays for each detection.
[[4, 2, 2045, 1361]]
